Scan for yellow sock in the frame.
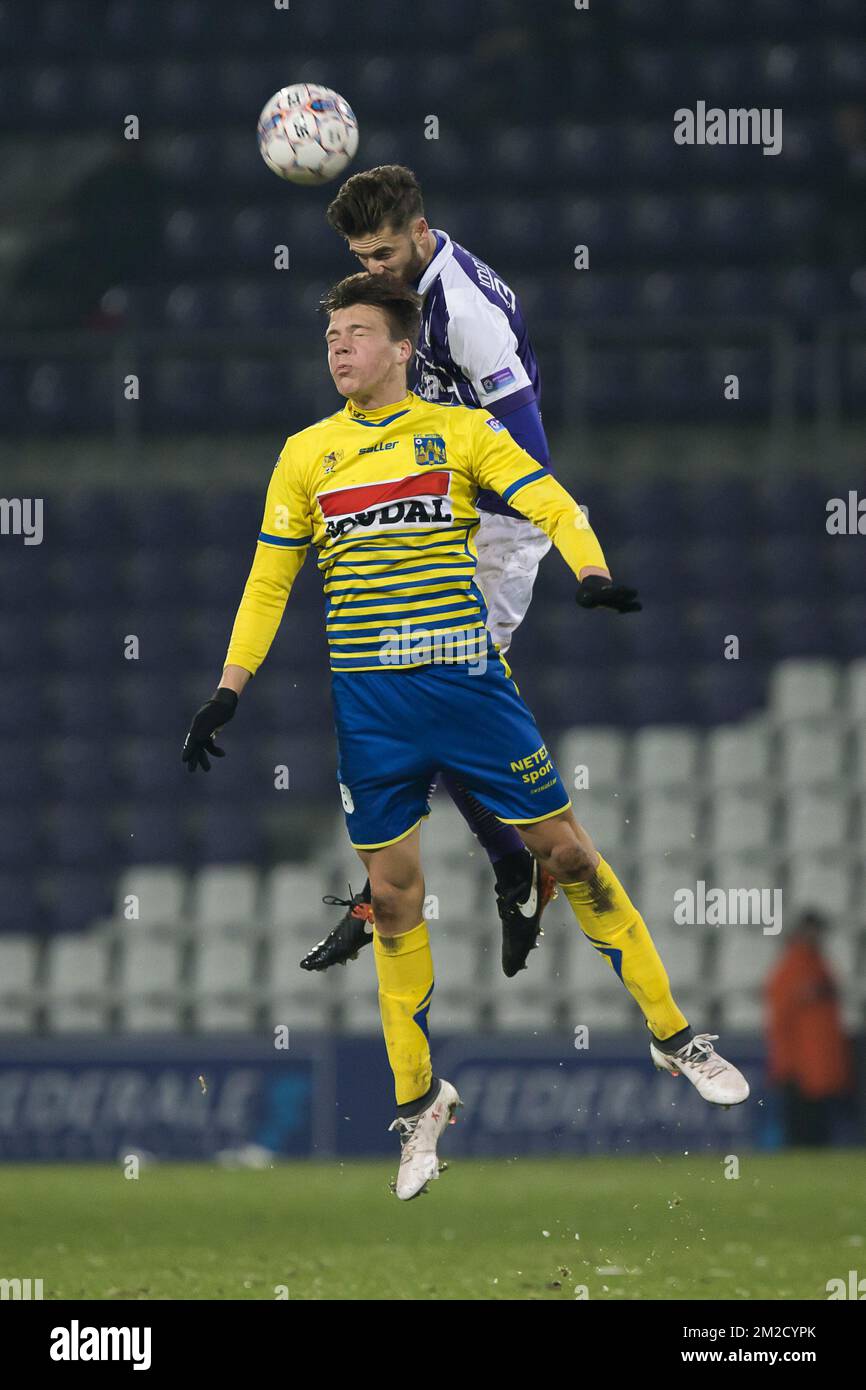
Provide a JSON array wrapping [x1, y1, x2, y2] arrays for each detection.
[[560, 855, 688, 1041], [373, 920, 434, 1105]]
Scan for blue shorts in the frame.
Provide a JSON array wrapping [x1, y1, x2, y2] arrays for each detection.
[[332, 656, 571, 849]]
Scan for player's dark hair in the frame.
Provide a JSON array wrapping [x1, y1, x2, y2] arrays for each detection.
[[321, 272, 422, 349], [326, 165, 426, 238]]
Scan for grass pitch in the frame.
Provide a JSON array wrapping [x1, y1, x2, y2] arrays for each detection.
[[2, 1151, 863, 1300]]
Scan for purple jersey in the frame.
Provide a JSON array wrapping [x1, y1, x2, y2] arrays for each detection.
[[413, 230, 547, 516]]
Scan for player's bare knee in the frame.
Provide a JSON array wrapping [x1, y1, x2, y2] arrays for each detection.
[[369, 884, 406, 930], [548, 838, 598, 883]]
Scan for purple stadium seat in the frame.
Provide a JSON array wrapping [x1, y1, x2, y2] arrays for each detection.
[[41, 869, 114, 933], [618, 662, 695, 725], [46, 804, 115, 868], [0, 873, 41, 934], [693, 662, 768, 725]]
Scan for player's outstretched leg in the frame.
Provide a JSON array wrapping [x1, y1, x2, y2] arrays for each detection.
[[518, 809, 749, 1107], [361, 826, 462, 1198], [438, 771, 558, 978]]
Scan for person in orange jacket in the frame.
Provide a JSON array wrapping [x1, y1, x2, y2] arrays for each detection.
[[765, 909, 854, 1146]]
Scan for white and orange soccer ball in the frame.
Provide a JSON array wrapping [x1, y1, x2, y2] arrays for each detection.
[[257, 83, 359, 185]]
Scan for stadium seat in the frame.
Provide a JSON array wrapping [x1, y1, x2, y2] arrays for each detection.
[[421, 802, 478, 868], [191, 937, 257, 1031], [44, 934, 111, 1031], [633, 727, 701, 790], [426, 867, 482, 933], [561, 932, 634, 1034], [190, 806, 266, 864], [693, 663, 768, 726], [784, 791, 849, 856], [488, 935, 559, 1033], [0, 738, 39, 804], [635, 794, 700, 856], [778, 724, 845, 789], [118, 936, 184, 1032], [851, 726, 866, 790], [266, 935, 338, 1031], [569, 795, 630, 856], [45, 803, 115, 869], [116, 802, 191, 865], [0, 936, 40, 1032], [556, 728, 627, 792], [845, 660, 866, 721], [188, 865, 259, 933], [768, 660, 841, 722], [706, 722, 772, 790], [261, 864, 328, 933], [709, 792, 775, 855], [0, 872, 42, 935], [113, 866, 188, 930], [786, 855, 853, 920]]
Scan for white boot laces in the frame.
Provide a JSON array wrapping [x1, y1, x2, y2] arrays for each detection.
[[388, 1113, 422, 1155], [675, 1033, 727, 1080]]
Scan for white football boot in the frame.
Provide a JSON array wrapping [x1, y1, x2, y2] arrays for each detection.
[[650, 1032, 750, 1107], [388, 1079, 463, 1200]]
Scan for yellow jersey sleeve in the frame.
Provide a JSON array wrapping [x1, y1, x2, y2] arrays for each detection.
[[223, 441, 313, 676], [464, 410, 609, 579]]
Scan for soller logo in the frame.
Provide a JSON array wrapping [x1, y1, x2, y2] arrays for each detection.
[[414, 434, 447, 467]]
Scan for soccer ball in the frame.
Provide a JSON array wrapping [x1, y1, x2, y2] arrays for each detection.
[[257, 83, 359, 185]]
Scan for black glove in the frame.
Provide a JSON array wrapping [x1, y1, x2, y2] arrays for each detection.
[[576, 574, 642, 613], [182, 687, 239, 772]]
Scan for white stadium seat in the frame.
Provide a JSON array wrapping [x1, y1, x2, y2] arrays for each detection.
[[850, 725, 866, 790], [45, 934, 111, 1032], [778, 724, 845, 789], [266, 936, 337, 1030], [768, 660, 840, 723], [425, 867, 482, 933], [785, 855, 853, 920], [844, 659, 866, 721], [421, 801, 477, 865], [118, 936, 183, 1032], [191, 938, 256, 1030], [114, 866, 187, 928], [708, 792, 774, 855], [188, 865, 259, 933], [716, 931, 780, 993], [636, 794, 700, 856], [569, 793, 630, 854], [557, 727, 627, 792], [0, 936, 40, 1032], [633, 727, 700, 791], [783, 792, 849, 856], [706, 722, 771, 791], [261, 863, 328, 932]]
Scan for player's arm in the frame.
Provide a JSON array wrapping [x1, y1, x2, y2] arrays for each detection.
[[181, 444, 313, 770], [447, 290, 550, 466], [465, 412, 640, 613]]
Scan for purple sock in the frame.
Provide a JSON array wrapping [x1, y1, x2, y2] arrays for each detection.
[[439, 769, 525, 864]]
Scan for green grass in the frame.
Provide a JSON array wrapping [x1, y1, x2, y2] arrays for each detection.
[[1, 1152, 863, 1300]]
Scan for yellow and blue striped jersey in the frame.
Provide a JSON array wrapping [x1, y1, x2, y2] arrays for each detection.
[[224, 390, 606, 675]]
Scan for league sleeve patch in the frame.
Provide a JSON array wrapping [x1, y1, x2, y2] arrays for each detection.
[[481, 367, 516, 393], [485, 418, 505, 432]]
